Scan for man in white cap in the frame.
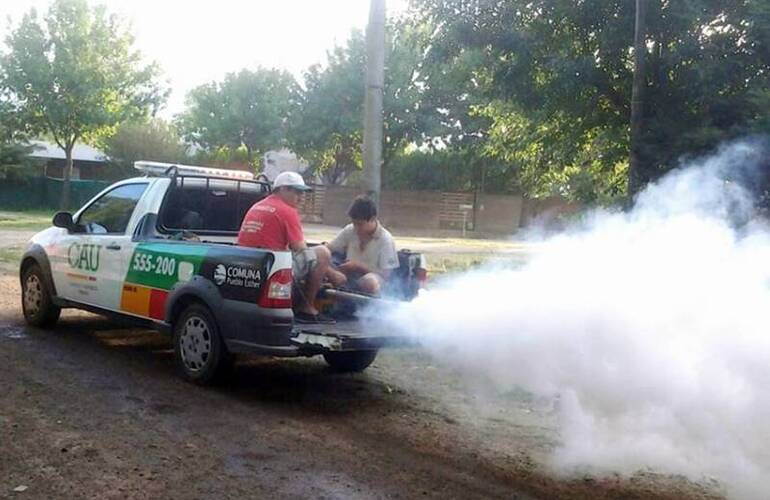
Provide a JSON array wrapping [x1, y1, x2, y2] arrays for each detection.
[[238, 171, 345, 323]]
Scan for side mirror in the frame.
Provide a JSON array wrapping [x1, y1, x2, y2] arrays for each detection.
[[52, 211, 74, 230]]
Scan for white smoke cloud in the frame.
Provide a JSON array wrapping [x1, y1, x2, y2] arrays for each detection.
[[378, 139, 770, 499]]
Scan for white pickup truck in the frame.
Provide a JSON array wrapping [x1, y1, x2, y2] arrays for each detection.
[[20, 162, 425, 384]]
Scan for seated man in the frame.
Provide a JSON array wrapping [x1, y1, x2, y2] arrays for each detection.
[[327, 196, 399, 296], [237, 171, 345, 324]]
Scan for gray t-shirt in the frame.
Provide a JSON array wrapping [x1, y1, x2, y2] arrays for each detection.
[[328, 222, 399, 276]]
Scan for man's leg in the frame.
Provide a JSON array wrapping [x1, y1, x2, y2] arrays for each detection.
[[299, 246, 345, 315], [357, 273, 383, 296]]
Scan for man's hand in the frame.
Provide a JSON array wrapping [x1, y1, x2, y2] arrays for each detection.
[[338, 260, 370, 275]]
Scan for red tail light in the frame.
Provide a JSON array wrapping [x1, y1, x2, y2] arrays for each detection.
[[415, 268, 428, 288], [258, 268, 293, 308]]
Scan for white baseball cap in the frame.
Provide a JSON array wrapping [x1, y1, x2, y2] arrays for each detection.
[[273, 171, 312, 191]]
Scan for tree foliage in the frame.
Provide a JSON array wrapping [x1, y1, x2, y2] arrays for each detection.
[[189, 145, 253, 171], [287, 33, 367, 185], [0, 101, 36, 179], [287, 24, 452, 185], [0, 0, 166, 208], [101, 119, 188, 179], [412, 0, 770, 201], [178, 68, 299, 165], [384, 147, 488, 192]]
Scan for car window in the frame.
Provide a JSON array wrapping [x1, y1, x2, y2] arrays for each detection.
[[160, 178, 269, 233], [77, 183, 148, 234]]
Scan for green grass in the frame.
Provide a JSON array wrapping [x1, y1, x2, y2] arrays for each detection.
[[306, 226, 530, 254], [304, 225, 532, 276], [0, 211, 531, 274], [0, 210, 54, 230], [0, 245, 24, 265], [425, 252, 527, 275]]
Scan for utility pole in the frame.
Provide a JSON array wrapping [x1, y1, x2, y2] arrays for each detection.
[[363, 0, 385, 207], [628, 0, 647, 197]]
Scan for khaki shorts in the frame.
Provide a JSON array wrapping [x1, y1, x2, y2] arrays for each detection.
[[292, 248, 318, 281]]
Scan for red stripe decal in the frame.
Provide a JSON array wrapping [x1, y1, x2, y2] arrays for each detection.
[[149, 289, 168, 321]]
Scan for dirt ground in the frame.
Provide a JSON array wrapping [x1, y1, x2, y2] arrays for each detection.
[[1, 256, 723, 499]]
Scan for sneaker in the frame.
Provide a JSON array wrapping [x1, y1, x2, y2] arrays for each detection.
[[294, 311, 336, 325]]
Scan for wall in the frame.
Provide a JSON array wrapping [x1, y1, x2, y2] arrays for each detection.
[[380, 190, 444, 230], [300, 185, 581, 236], [475, 193, 524, 235], [520, 197, 583, 229], [0, 176, 111, 210], [43, 159, 109, 180], [319, 185, 360, 226], [317, 186, 446, 230]]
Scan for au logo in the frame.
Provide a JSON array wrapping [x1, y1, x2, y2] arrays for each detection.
[[68, 243, 102, 272]]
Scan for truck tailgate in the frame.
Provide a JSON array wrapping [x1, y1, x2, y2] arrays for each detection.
[[291, 319, 416, 352]]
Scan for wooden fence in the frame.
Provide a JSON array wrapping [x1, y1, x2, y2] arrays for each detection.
[[297, 184, 579, 235]]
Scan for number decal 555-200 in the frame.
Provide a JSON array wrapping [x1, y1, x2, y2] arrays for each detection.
[[132, 252, 177, 276]]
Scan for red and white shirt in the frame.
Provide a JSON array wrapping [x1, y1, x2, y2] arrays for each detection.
[[237, 194, 304, 250]]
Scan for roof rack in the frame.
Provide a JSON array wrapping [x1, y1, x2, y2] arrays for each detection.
[[134, 160, 255, 181]]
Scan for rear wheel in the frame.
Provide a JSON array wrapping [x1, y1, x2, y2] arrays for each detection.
[[21, 264, 60, 327], [323, 350, 378, 372], [173, 303, 233, 384]]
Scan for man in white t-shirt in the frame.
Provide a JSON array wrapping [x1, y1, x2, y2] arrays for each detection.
[[326, 196, 399, 296]]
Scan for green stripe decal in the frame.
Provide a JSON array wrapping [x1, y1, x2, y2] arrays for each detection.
[[125, 242, 208, 290]]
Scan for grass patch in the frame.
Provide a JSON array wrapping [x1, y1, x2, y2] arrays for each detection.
[[304, 225, 530, 255], [425, 252, 527, 276], [0, 245, 24, 265], [0, 210, 54, 230]]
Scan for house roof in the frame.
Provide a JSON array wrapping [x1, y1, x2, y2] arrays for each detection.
[[28, 140, 107, 163]]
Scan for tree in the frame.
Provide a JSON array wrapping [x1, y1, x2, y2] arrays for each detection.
[[0, 0, 166, 209], [628, 0, 648, 196], [179, 68, 299, 166], [0, 101, 36, 179], [101, 119, 188, 179], [189, 145, 252, 171], [413, 0, 770, 201], [288, 33, 367, 185], [289, 25, 444, 185]]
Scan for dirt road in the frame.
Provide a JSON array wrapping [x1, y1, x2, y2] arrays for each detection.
[[0, 265, 721, 499]]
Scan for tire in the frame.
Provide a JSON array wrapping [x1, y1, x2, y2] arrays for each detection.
[[21, 263, 61, 327], [173, 303, 233, 385], [323, 350, 378, 373]]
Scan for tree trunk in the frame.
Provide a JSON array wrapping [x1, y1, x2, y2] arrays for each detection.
[[245, 144, 253, 167], [628, 0, 648, 197], [60, 144, 74, 210]]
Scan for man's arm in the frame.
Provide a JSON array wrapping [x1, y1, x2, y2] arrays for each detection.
[[289, 240, 307, 252], [284, 207, 306, 252], [325, 225, 351, 255], [378, 234, 400, 280]]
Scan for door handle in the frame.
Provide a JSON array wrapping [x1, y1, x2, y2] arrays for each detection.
[[106, 243, 121, 251]]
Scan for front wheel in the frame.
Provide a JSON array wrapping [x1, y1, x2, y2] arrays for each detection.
[[323, 350, 378, 372], [173, 303, 233, 384], [21, 264, 61, 327]]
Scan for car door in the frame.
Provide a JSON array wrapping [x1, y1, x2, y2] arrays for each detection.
[[52, 183, 148, 311]]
